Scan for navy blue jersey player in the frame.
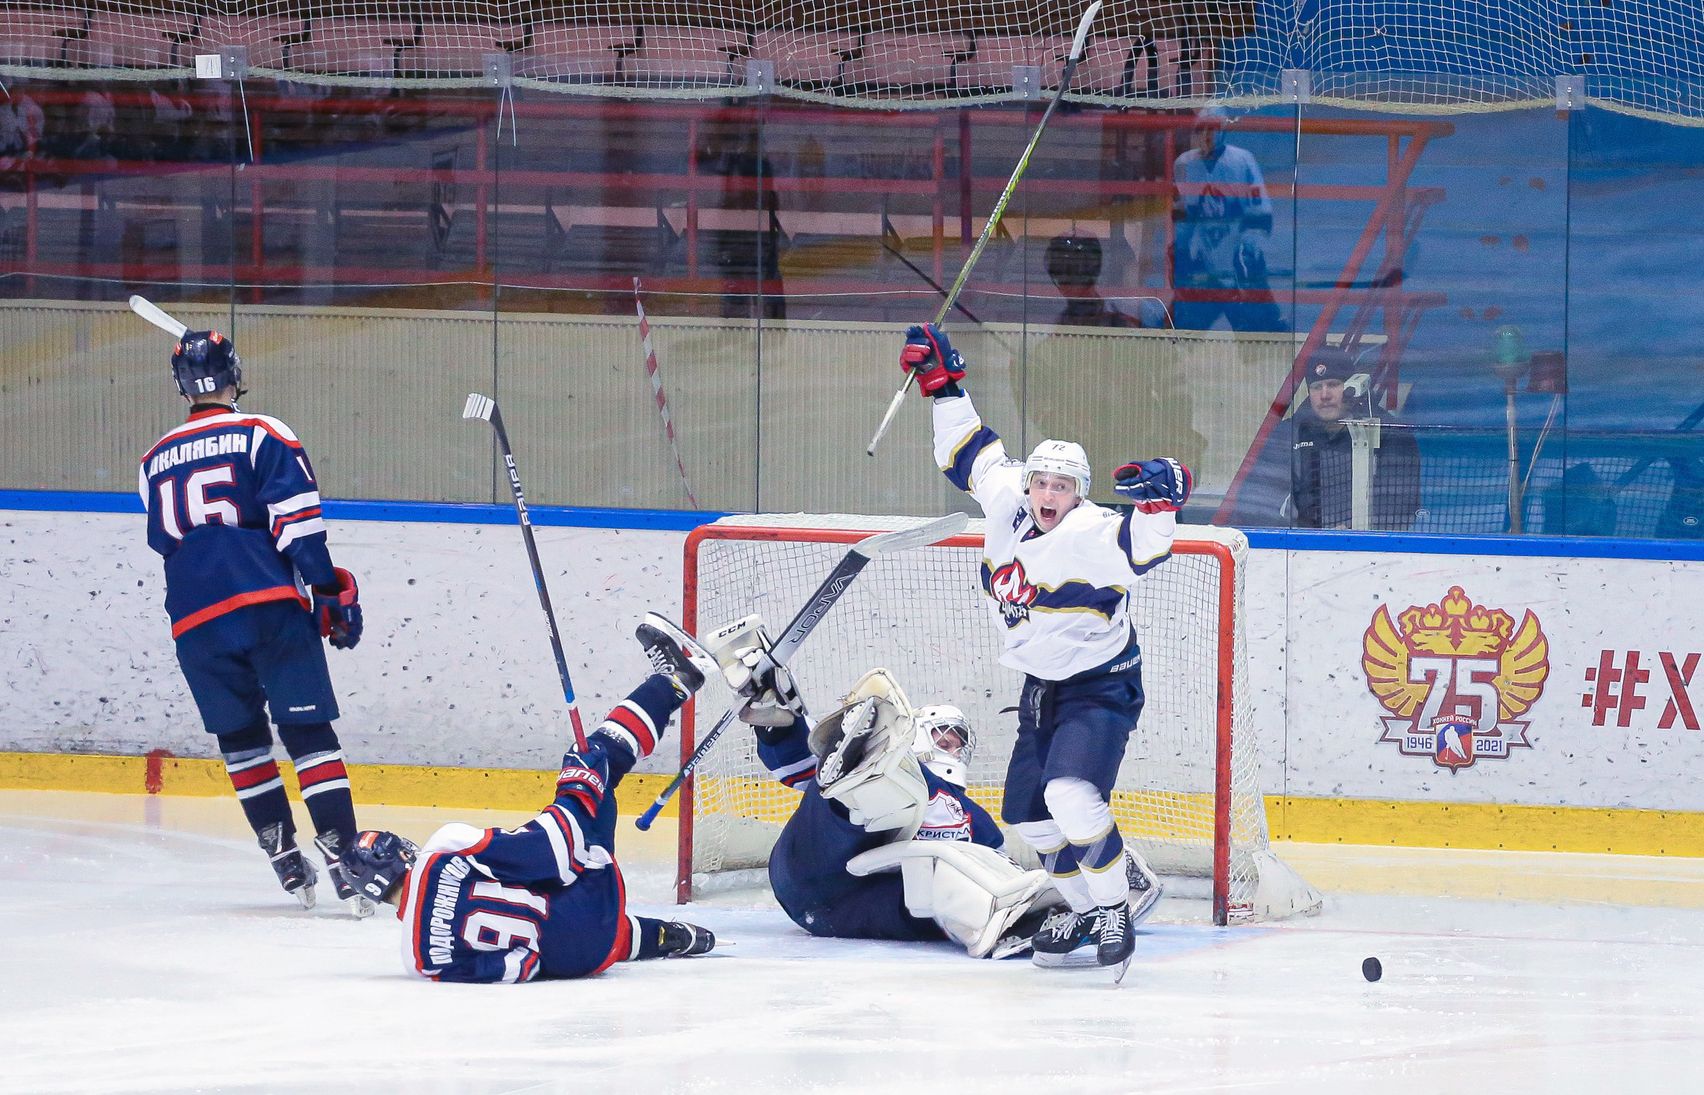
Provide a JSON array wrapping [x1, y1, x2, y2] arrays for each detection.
[[706, 617, 1067, 959], [138, 330, 369, 913], [338, 616, 719, 983]]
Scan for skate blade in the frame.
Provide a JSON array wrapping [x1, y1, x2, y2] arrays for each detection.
[[1112, 954, 1134, 985], [294, 882, 317, 910], [347, 895, 377, 919]]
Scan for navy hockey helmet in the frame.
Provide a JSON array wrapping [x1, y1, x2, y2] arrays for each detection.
[[341, 830, 419, 904], [171, 329, 242, 400]]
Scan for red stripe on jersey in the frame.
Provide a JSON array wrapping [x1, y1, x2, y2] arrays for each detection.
[[142, 414, 304, 464], [781, 766, 818, 789], [560, 788, 598, 816], [592, 862, 631, 976], [270, 507, 323, 536], [542, 805, 586, 874], [227, 760, 281, 791], [519, 949, 540, 982], [296, 758, 348, 789], [171, 586, 309, 637], [609, 705, 656, 756]]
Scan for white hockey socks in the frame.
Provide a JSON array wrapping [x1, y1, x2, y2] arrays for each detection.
[[1044, 777, 1131, 909]]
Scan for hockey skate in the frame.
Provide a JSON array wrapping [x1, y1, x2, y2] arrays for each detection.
[[260, 822, 318, 909], [1030, 907, 1101, 967], [659, 921, 716, 958], [636, 613, 714, 696], [816, 698, 879, 790], [1096, 902, 1136, 981], [1126, 850, 1164, 928], [315, 832, 377, 918]]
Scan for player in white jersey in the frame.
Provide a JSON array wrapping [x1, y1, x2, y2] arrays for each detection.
[[898, 322, 1191, 973]]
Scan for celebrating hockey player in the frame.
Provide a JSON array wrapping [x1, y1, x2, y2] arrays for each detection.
[[896, 322, 1187, 974], [338, 616, 720, 984], [707, 615, 1066, 958], [139, 329, 371, 914]]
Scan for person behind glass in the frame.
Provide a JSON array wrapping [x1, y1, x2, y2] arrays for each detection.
[[1289, 345, 1421, 530], [1170, 106, 1285, 333], [1044, 234, 1170, 329]]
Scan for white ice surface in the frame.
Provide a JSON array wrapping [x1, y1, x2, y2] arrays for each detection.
[[6, 790, 1704, 1094]]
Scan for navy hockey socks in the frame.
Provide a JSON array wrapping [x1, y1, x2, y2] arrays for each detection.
[[590, 675, 687, 773], [278, 723, 357, 846], [218, 723, 293, 843]]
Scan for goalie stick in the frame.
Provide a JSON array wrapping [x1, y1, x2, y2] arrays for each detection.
[[634, 511, 969, 832], [129, 295, 189, 339], [865, 0, 1103, 457], [462, 392, 589, 751]]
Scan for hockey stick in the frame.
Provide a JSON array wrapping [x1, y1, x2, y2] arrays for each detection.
[[864, 0, 1103, 457], [634, 511, 969, 831], [129, 295, 189, 339], [462, 393, 589, 751]]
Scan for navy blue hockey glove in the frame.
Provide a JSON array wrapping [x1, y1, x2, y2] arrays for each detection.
[[900, 323, 966, 397], [1114, 458, 1193, 514], [314, 567, 363, 650]]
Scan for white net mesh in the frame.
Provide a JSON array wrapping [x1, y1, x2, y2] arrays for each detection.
[[0, 2, 1699, 118], [680, 513, 1320, 923]]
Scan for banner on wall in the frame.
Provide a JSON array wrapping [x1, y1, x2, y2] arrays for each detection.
[[1262, 552, 1704, 810]]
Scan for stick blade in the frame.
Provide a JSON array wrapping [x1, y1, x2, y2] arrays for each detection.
[[462, 393, 496, 422], [851, 512, 969, 557]]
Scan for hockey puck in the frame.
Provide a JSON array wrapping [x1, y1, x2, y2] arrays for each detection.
[[1362, 957, 1383, 982]]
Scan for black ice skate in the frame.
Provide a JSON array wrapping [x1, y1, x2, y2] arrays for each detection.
[[1030, 907, 1101, 967], [260, 822, 318, 909], [315, 832, 376, 918], [1096, 901, 1136, 979], [659, 921, 716, 958], [636, 613, 713, 696]]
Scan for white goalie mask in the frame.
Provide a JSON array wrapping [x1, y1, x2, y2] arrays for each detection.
[[1023, 439, 1091, 498], [913, 704, 976, 788]]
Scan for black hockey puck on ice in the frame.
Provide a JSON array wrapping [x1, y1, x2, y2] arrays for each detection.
[[1362, 957, 1383, 982]]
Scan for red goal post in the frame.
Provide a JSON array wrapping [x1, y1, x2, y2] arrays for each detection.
[[677, 514, 1319, 924]]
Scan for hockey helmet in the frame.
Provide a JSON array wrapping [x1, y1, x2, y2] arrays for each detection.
[[1024, 439, 1091, 498], [171, 329, 242, 400], [913, 704, 976, 788], [1045, 234, 1103, 289], [341, 830, 418, 904]]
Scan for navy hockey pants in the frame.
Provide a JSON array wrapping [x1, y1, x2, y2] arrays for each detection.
[[1000, 631, 1145, 826], [768, 793, 947, 943], [174, 599, 339, 735]]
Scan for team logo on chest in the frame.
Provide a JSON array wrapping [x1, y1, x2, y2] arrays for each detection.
[[917, 791, 973, 840], [989, 559, 1039, 627]]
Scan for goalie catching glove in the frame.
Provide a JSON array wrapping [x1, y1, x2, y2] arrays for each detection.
[[703, 614, 807, 728]]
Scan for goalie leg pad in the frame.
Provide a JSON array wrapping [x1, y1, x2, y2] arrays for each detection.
[[813, 669, 928, 836], [846, 840, 1064, 959]]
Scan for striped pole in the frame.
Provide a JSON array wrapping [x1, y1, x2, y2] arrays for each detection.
[[633, 277, 700, 508]]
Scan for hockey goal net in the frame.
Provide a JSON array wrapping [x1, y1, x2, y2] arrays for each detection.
[[677, 513, 1320, 925]]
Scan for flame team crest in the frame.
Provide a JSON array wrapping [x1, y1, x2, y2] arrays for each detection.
[[1361, 585, 1550, 772]]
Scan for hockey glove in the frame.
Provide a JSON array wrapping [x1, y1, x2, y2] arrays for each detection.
[[1113, 458, 1193, 514], [1234, 235, 1269, 287], [900, 323, 966, 398], [727, 643, 807, 728], [313, 567, 363, 650]]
